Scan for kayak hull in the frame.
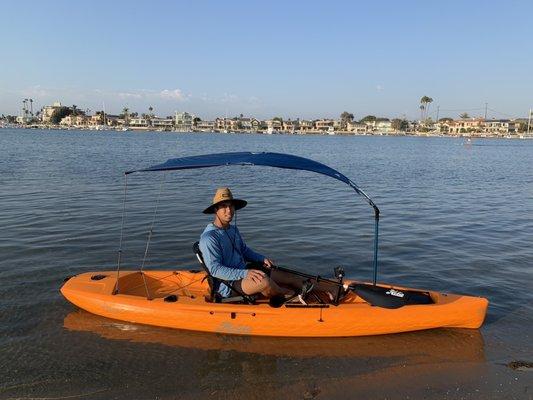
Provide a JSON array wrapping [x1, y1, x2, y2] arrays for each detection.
[[60, 270, 488, 337]]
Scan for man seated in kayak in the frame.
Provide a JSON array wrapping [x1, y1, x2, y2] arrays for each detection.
[[199, 187, 295, 300]]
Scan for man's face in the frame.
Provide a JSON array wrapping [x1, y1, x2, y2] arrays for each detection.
[[215, 201, 235, 224]]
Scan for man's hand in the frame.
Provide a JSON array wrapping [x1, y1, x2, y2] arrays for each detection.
[[263, 258, 274, 269], [246, 269, 266, 284]]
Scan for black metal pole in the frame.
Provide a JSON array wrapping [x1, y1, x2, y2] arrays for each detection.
[[372, 205, 380, 286]]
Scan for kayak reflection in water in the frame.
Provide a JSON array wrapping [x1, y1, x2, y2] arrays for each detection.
[[199, 187, 298, 301]]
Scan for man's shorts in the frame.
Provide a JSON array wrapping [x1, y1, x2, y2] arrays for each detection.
[[229, 279, 244, 297]]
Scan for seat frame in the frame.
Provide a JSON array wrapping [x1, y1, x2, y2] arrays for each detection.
[[193, 242, 256, 304]]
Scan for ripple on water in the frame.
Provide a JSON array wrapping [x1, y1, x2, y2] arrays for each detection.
[[1, 130, 532, 398]]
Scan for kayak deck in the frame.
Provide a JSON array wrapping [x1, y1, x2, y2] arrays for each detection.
[[61, 269, 488, 337]]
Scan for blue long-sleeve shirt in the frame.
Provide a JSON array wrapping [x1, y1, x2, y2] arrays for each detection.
[[199, 223, 265, 298]]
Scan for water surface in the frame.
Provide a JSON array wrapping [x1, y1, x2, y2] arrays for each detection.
[[1, 129, 532, 399]]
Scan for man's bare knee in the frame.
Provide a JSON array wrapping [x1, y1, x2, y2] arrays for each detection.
[[241, 276, 271, 295]]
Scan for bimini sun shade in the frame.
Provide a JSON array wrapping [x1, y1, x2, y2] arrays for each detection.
[[126, 151, 376, 207]]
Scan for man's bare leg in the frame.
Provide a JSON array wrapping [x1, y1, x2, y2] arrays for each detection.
[[241, 273, 294, 297]]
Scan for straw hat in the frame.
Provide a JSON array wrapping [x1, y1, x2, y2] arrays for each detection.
[[203, 187, 247, 214]]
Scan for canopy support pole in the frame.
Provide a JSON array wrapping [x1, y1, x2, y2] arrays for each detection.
[[139, 172, 167, 300], [348, 180, 381, 286], [114, 173, 128, 295], [372, 206, 380, 286]]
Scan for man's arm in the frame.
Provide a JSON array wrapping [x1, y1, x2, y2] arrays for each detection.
[[199, 234, 248, 281]]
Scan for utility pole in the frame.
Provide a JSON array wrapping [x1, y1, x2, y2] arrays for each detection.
[[436, 106, 440, 123], [484, 103, 488, 120]]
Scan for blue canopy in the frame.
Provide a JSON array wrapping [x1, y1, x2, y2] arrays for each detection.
[[126, 152, 376, 208], [125, 151, 382, 285]]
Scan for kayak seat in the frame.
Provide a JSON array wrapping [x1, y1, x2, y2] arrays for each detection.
[[193, 242, 256, 304]]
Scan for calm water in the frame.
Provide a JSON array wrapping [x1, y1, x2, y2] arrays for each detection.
[[1, 129, 532, 399]]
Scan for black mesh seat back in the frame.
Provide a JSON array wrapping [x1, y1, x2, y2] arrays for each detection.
[[192, 241, 254, 304], [193, 241, 218, 300]]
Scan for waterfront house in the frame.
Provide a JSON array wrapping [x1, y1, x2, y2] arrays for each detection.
[[238, 117, 260, 132], [436, 119, 453, 134], [59, 115, 88, 127], [282, 120, 299, 133], [151, 117, 174, 129], [299, 120, 314, 133], [513, 118, 530, 133], [484, 119, 516, 135], [60, 115, 74, 126], [228, 119, 242, 131], [333, 120, 343, 131], [250, 118, 261, 132], [364, 118, 392, 133], [448, 118, 485, 135], [59, 115, 73, 126], [129, 118, 149, 128], [266, 119, 283, 133], [315, 119, 335, 132], [40, 102, 63, 123], [213, 117, 243, 132], [175, 111, 194, 132], [215, 118, 234, 132], [346, 121, 367, 134], [88, 114, 104, 127], [196, 120, 216, 132], [376, 119, 392, 133]]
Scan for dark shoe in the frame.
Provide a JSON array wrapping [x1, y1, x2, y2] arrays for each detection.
[[269, 294, 286, 308]]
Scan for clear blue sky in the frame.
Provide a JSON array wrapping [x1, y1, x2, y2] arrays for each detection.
[[1, 0, 531, 120]]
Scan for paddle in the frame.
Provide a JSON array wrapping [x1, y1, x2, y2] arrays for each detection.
[[266, 264, 433, 309]]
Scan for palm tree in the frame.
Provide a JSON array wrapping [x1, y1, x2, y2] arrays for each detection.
[[148, 106, 153, 117], [425, 97, 433, 120], [420, 96, 433, 120]]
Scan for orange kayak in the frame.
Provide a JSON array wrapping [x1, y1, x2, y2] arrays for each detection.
[[60, 269, 488, 337]]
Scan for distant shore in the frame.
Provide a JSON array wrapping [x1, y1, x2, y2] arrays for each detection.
[[2, 124, 533, 139]]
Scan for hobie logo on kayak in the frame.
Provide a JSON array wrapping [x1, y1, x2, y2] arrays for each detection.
[[386, 289, 404, 298]]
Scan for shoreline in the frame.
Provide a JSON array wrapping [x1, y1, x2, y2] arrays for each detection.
[[1, 124, 532, 140]]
